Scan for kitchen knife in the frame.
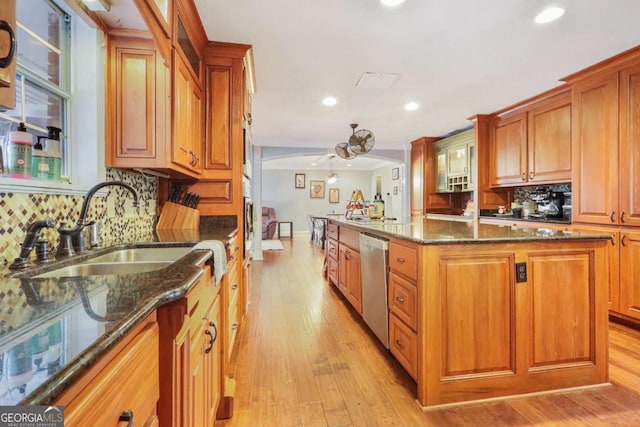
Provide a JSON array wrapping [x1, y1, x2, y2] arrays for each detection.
[[191, 194, 200, 208], [168, 186, 178, 202], [183, 192, 193, 207], [175, 188, 185, 204]]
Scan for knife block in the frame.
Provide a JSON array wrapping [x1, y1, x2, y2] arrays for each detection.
[[156, 202, 200, 230]]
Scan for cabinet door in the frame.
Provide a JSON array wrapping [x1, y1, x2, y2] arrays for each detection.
[[619, 64, 640, 227], [108, 38, 165, 167], [619, 230, 640, 319], [190, 318, 206, 427], [572, 73, 619, 224], [447, 144, 468, 177], [173, 51, 201, 173], [173, 52, 193, 169], [337, 244, 349, 295], [435, 150, 448, 192], [527, 94, 572, 184], [346, 249, 362, 315], [205, 296, 221, 426], [490, 112, 527, 186], [410, 140, 425, 215], [0, 0, 16, 109]]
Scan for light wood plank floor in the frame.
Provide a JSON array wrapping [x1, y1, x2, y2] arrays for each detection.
[[218, 236, 640, 426]]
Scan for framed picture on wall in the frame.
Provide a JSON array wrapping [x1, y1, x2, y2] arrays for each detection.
[[295, 173, 305, 189], [392, 167, 399, 180], [329, 188, 339, 203], [310, 180, 325, 198]]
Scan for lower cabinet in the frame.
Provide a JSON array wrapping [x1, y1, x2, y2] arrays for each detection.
[[157, 265, 221, 427], [60, 314, 159, 427], [389, 312, 418, 380], [338, 242, 362, 314]]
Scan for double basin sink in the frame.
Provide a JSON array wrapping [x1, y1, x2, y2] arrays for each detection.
[[35, 247, 193, 278]]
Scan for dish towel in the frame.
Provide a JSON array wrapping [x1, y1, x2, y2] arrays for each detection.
[[193, 240, 227, 284]]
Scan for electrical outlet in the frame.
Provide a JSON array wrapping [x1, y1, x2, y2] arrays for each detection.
[[516, 262, 527, 282]]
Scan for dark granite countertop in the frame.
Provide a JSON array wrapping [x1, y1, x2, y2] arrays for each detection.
[[0, 225, 237, 406], [478, 214, 571, 225], [330, 217, 610, 245]]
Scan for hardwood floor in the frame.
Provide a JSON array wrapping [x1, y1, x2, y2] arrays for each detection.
[[218, 235, 640, 426]]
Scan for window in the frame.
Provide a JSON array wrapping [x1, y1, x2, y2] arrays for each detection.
[[0, 0, 105, 194], [1, 0, 70, 176]]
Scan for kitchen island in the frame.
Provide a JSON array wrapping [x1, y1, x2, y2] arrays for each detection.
[[326, 217, 611, 408]]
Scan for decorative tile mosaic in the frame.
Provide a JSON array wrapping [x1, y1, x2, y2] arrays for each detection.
[[0, 169, 159, 266], [513, 183, 571, 204]]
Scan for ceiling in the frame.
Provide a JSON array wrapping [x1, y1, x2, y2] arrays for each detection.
[[261, 153, 399, 171], [192, 0, 640, 152]]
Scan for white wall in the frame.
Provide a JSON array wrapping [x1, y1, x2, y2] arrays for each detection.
[[370, 164, 404, 220], [262, 169, 372, 233]]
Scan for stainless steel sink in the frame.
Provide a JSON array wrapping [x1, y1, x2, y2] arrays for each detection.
[[34, 261, 173, 278], [85, 247, 192, 264]]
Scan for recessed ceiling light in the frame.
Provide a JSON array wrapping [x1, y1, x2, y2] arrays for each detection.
[[311, 163, 317, 166], [535, 7, 565, 24], [404, 102, 419, 111], [346, 163, 352, 167], [380, 0, 405, 7], [322, 96, 337, 107]]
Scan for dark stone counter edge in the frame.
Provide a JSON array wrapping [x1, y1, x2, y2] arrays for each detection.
[[16, 230, 237, 406], [329, 218, 613, 245]]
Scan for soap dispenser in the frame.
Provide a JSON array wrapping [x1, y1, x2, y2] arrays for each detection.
[[8, 122, 33, 179]]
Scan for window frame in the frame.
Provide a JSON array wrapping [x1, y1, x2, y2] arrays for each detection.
[[0, 0, 106, 195]]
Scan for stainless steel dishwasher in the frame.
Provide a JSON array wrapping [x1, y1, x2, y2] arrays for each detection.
[[359, 233, 390, 348]]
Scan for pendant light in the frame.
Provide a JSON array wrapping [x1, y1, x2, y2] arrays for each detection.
[[327, 155, 338, 184]]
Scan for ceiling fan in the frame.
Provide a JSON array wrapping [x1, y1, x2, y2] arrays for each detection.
[[348, 123, 375, 155], [334, 124, 375, 159]]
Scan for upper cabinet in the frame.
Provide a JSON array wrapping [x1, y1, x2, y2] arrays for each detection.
[[0, 0, 17, 110], [434, 129, 474, 193], [569, 57, 640, 226], [489, 89, 571, 187]]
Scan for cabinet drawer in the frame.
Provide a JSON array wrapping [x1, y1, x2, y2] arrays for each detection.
[[339, 227, 359, 249], [389, 242, 418, 280], [389, 313, 418, 380], [327, 222, 339, 240], [328, 256, 338, 285], [327, 238, 338, 260], [389, 272, 418, 331], [65, 322, 159, 427]]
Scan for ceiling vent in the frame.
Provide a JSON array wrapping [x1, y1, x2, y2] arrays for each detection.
[[355, 72, 399, 89]]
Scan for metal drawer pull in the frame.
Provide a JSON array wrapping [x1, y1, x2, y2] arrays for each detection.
[[621, 212, 626, 223], [622, 235, 628, 246], [529, 171, 534, 180], [395, 339, 405, 349], [119, 410, 134, 426], [205, 329, 215, 353], [232, 323, 239, 330], [395, 296, 405, 303], [396, 257, 405, 264], [232, 284, 239, 290], [610, 211, 615, 223], [521, 173, 526, 181]]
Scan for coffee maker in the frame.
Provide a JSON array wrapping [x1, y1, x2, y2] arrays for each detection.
[[546, 191, 565, 218]]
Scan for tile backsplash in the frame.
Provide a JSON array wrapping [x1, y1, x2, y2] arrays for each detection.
[[0, 169, 158, 266]]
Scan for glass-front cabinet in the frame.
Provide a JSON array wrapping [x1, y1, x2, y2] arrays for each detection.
[[434, 129, 474, 193]]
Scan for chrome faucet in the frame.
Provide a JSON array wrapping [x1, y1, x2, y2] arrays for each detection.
[[57, 181, 140, 257], [10, 218, 57, 270]]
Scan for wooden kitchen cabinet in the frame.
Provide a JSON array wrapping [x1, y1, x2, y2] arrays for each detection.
[[157, 264, 222, 427], [172, 49, 203, 174], [421, 240, 608, 406], [60, 315, 160, 427], [0, 0, 17, 110], [489, 89, 571, 187], [132, 0, 172, 63], [337, 226, 362, 314], [106, 37, 170, 170], [569, 58, 640, 226], [618, 229, 640, 320]]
